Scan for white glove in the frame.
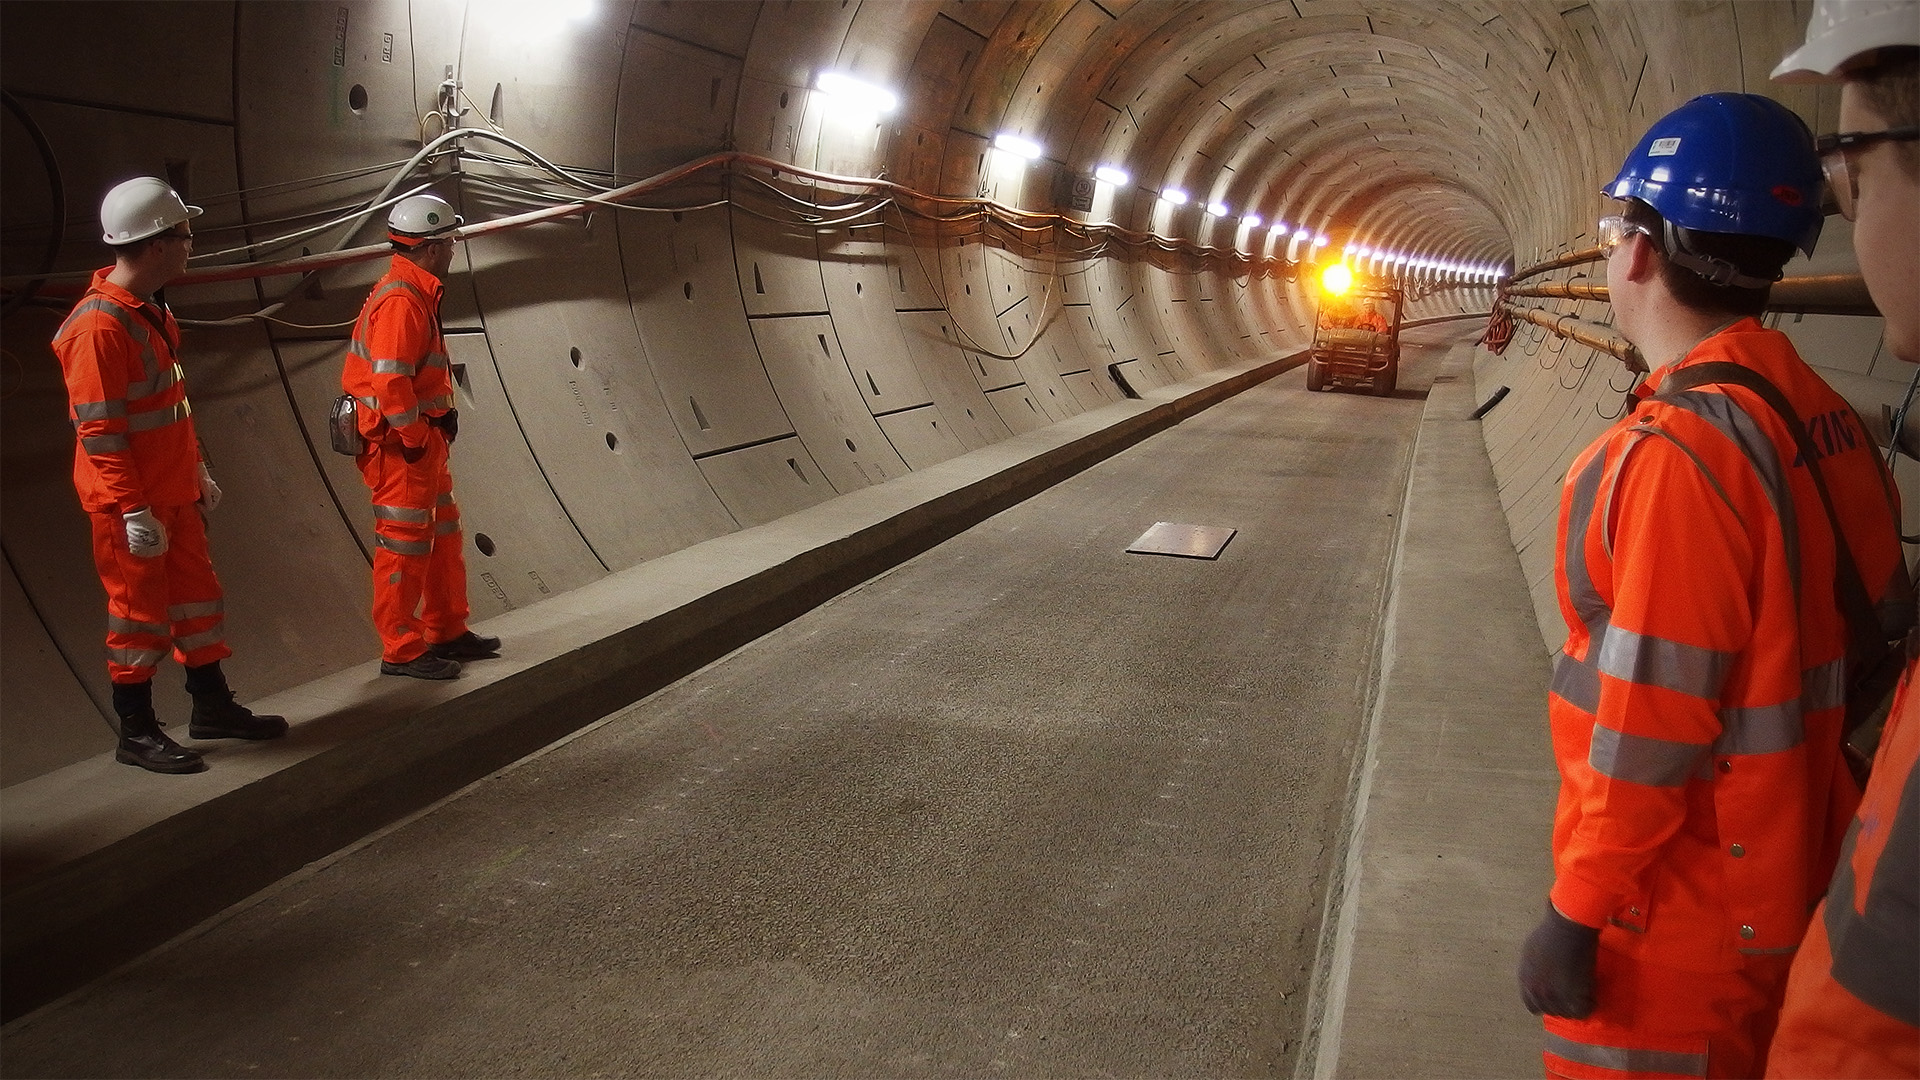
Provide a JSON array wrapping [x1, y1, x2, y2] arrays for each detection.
[[123, 507, 167, 558], [197, 462, 222, 513]]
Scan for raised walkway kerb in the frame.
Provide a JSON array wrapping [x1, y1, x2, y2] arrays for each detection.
[[0, 354, 1295, 1021], [1302, 343, 1557, 1078]]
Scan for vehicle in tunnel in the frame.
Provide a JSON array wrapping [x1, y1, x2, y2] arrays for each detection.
[[1306, 281, 1403, 395]]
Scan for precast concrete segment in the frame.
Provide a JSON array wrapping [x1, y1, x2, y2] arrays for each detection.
[[1, 346, 1431, 1078], [0, 355, 1291, 1023], [1304, 336, 1557, 1078]]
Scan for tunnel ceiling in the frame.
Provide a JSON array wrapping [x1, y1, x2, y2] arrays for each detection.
[[977, 0, 1594, 275]]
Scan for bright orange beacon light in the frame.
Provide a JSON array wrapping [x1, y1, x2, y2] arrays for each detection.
[[1321, 261, 1353, 297]]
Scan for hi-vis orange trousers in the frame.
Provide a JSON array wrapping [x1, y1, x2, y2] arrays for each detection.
[[89, 502, 230, 683], [357, 431, 468, 664], [1543, 949, 1796, 1078]]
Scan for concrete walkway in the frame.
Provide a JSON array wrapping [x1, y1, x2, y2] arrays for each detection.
[[1303, 343, 1556, 1077], [2, 328, 1561, 1078]]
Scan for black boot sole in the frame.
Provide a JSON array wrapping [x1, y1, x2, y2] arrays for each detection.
[[115, 746, 207, 774]]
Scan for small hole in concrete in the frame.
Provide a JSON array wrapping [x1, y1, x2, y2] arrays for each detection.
[[475, 533, 496, 557]]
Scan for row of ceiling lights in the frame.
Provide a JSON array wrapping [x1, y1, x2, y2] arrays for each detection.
[[816, 71, 1505, 284]]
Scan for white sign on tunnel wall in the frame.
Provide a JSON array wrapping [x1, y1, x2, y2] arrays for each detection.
[[1055, 170, 1096, 212]]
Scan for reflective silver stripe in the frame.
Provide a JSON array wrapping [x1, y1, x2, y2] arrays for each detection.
[[82, 433, 130, 454], [1715, 700, 1804, 755], [375, 534, 432, 556], [1551, 649, 1601, 712], [1543, 1031, 1707, 1076], [371, 359, 415, 376], [373, 504, 432, 524], [348, 339, 371, 360], [61, 297, 166, 386], [436, 492, 456, 507], [434, 520, 460, 535], [1590, 724, 1707, 787], [1824, 759, 1920, 1024], [167, 599, 224, 621], [1597, 625, 1734, 699], [1562, 451, 1610, 627], [127, 362, 181, 400], [419, 394, 454, 411], [422, 350, 450, 370], [1802, 658, 1847, 713], [108, 646, 168, 669], [357, 395, 380, 411], [1737, 944, 1800, 955], [107, 615, 168, 636], [386, 406, 420, 427], [1659, 387, 1799, 597], [126, 398, 190, 432], [174, 627, 225, 652], [72, 399, 126, 421]]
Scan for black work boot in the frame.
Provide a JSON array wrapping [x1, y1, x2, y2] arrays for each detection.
[[184, 661, 288, 741], [112, 681, 205, 775], [426, 631, 501, 661]]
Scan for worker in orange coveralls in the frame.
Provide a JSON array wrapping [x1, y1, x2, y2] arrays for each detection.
[[1356, 300, 1389, 333], [1766, 2, 1920, 1075], [1516, 92, 1911, 1077], [52, 177, 287, 774], [341, 192, 499, 680]]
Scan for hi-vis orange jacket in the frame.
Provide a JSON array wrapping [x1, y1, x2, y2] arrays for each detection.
[[52, 269, 202, 513], [1767, 657, 1919, 1077], [1549, 318, 1907, 973], [341, 255, 454, 449]]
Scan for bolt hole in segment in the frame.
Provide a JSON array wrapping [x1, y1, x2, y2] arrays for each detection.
[[569, 346, 582, 368], [474, 533, 496, 557]]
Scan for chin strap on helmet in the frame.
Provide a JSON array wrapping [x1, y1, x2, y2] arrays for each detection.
[[1661, 219, 1782, 290]]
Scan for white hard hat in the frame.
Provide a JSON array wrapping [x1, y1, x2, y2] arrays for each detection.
[[100, 177, 202, 245], [1773, 0, 1920, 82], [387, 193, 462, 247]]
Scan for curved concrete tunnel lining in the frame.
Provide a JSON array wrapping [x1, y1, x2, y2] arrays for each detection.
[[0, 0, 1908, 1058]]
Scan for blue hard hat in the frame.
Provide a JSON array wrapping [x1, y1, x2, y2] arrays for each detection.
[[1603, 93, 1824, 256]]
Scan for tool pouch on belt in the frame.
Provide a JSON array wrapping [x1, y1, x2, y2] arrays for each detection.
[[328, 393, 365, 456], [1660, 362, 1917, 786]]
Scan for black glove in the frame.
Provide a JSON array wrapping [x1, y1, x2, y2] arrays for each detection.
[[1518, 901, 1601, 1018], [400, 441, 427, 464], [429, 408, 458, 444]]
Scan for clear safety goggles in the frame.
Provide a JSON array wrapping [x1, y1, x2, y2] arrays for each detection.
[[1596, 215, 1653, 257], [1816, 127, 1919, 222]]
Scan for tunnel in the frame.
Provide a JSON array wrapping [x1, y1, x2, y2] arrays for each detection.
[[0, 0, 1910, 1074]]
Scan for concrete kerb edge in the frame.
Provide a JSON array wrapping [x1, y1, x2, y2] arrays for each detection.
[[1294, 358, 1443, 1080], [0, 351, 1298, 1022]]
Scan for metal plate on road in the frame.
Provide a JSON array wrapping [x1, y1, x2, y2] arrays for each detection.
[[1126, 522, 1237, 560]]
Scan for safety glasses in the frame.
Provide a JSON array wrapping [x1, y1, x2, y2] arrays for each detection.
[[1816, 127, 1919, 221], [1596, 215, 1652, 257]]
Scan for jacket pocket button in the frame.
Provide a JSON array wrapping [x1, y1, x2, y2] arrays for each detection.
[[1740, 925, 1756, 939], [1730, 844, 1745, 857]]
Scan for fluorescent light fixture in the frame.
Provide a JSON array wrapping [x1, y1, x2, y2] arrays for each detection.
[[1243, 214, 1262, 228], [815, 71, 900, 117], [1293, 227, 1312, 238], [1313, 235, 1330, 247], [993, 132, 1043, 160], [1206, 201, 1229, 217], [1160, 188, 1189, 205], [1094, 165, 1130, 186]]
